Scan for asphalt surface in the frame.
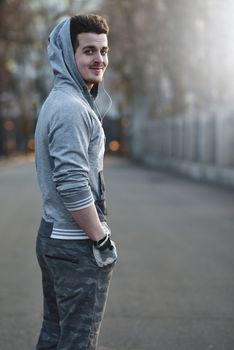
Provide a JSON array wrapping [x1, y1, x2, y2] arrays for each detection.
[[0, 156, 234, 350]]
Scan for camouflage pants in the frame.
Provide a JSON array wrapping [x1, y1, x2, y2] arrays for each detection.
[[35, 219, 114, 350]]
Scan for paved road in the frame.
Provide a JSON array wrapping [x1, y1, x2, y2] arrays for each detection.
[[0, 156, 234, 350]]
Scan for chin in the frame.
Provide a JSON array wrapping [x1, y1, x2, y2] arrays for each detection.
[[90, 77, 103, 85], [92, 72, 104, 81]]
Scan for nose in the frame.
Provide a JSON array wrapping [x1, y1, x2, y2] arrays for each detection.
[[94, 51, 104, 63]]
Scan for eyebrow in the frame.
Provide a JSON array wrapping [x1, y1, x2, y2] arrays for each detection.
[[82, 45, 109, 51]]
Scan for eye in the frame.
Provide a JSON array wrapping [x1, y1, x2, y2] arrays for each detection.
[[101, 49, 108, 56], [84, 49, 95, 55]]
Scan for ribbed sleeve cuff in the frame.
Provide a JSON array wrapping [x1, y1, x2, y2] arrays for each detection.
[[61, 187, 94, 211]]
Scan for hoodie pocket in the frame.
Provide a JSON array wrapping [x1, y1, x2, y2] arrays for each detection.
[[98, 170, 105, 199], [95, 171, 107, 219]]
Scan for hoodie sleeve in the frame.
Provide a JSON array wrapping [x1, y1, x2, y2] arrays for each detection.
[[48, 104, 94, 211]]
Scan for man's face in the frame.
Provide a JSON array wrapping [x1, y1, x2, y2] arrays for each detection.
[[75, 32, 109, 91]]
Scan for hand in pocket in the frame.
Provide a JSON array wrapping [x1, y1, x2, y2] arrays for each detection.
[[92, 240, 117, 268]]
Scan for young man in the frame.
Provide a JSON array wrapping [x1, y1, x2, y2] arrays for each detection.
[[35, 14, 117, 350]]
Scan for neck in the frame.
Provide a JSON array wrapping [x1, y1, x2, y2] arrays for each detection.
[[85, 81, 94, 92]]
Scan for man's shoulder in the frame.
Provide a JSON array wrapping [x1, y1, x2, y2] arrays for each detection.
[[42, 89, 89, 120], [50, 88, 86, 109], [43, 89, 93, 129]]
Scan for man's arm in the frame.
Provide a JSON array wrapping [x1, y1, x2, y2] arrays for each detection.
[[48, 107, 107, 242], [70, 203, 106, 241]]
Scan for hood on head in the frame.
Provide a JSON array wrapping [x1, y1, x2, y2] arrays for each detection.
[[47, 18, 98, 99]]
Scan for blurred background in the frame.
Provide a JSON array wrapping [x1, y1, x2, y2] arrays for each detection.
[[1, 2, 234, 348], [1, 0, 234, 185]]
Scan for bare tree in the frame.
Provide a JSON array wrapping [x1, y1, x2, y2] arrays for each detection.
[[0, 0, 97, 155]]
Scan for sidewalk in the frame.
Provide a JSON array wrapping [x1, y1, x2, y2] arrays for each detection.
[[99, 157, 234, 350], [0, 156, 234, 349]]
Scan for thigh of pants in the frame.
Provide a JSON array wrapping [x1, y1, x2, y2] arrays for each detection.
[[36, 232, 114, 350]]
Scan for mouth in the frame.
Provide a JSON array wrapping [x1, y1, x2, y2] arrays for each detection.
[[89, 66, 104, 74]]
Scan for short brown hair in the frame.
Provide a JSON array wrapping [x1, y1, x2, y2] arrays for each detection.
[[70, 14, 109, 52]]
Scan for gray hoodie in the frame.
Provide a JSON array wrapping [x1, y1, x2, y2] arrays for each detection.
[[35, 18, 107, 240]]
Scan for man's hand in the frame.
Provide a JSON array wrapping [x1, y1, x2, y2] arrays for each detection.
[[92, 238, 117, 268]]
